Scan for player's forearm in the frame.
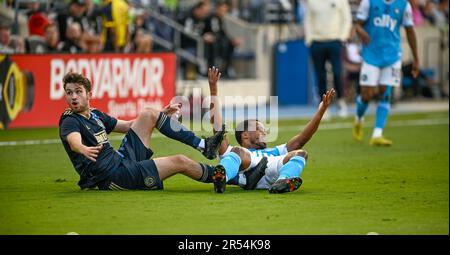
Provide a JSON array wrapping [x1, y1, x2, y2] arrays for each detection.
[[286, 106, 326, 151], [209, 82, 223, 132], [406, 27, 419, 63], [67, 133, 87, 154], [209, 97, 223, 133], [355, 22, 366, 38]]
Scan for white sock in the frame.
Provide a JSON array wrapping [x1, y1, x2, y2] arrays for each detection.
[[372, 128, 383, 138], [355, 116, 364, 123], [238, 173, 246, 187], [198, 139, 205, 150]]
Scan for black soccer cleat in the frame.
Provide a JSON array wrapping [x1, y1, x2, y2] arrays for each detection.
[[213, 164, 227, 193], [268, 177, 303, 194], [202, 124, 226, 160], [243, 157, 268, 190]]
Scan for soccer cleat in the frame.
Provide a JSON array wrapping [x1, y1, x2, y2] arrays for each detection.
[[369, 136, 393, 146], [213, 164, 227, 193], [202, 124, 226, 160], [243, 157, 268, 190], [268, 177, 303, 194], [352, 121, 363, 141]]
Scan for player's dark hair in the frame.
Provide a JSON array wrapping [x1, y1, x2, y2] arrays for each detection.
[[215, 0, 230, 7], [193, 1, 207, 10], [235, 119, 258, 146], [63, 72, 92, 92]]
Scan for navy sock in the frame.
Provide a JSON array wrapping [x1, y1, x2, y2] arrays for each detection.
[[198, 163, 214, 183], [156, 112, 201, 150]]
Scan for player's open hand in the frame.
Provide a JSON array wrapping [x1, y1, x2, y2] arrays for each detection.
[[320, 88, 336, 109], [208, 66, 221, 95], [411, 60, 420, 78], [82, 144, 103, 162], [162, 103, 181, 117]]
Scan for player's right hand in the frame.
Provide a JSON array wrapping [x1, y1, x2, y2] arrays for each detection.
[[82, 144, 103, 162], [208, 66, 221, 95], [320, 88, 336, 109], [360, 31, 371, 45]]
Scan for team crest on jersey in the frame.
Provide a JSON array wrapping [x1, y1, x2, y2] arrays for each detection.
[[144, 176, 155, 188], [395, 8, 399, 14]]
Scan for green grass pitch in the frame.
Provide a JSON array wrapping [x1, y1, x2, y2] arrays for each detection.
[[0, 111, 448, 235]]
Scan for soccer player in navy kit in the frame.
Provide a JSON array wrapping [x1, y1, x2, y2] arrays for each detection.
[[59, 72, 227, 191]]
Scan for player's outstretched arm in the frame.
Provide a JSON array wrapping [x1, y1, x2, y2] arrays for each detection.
[[66, 132, 103, 162], [286, 89, 336, 151], [208, 66, 229, 155]]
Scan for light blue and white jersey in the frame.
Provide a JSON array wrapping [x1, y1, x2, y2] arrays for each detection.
[[221, 144, 293, 189], [357, 0, 414, 67], [247, 144, 288, 158], [221, 143, 288, 183], [221, 144, 288, 162]]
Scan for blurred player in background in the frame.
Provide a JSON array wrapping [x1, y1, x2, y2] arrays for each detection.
[[59, 72, 225, 191], [353, 0, 420, 146], [207, 67, 335, 194]]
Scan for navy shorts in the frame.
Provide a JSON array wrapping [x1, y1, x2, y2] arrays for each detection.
[[99, 129, 163, 191]]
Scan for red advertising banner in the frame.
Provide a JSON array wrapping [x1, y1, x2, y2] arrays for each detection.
[[0, 53, 176, 129]]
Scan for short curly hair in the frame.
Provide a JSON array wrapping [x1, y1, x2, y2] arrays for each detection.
[[235, 119, 258, 146], [63, 72, 92, 92]]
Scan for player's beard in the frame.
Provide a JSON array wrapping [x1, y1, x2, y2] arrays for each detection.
[[69, 98, 89, 115], [253, 138, 267, 149], [255, 142, 267, 149]]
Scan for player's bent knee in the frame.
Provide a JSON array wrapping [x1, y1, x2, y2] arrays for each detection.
[[138, 107, 159, 124], [284, 150, 308, 164], [230, 146, 251, 169], [361, 93, 372, 103], [173, 154, 192, 167], [230, 147, 247, 158], [294, 150, 308, 160]]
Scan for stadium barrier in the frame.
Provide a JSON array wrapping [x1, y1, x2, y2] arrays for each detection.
[[0, 53, 176, 129]]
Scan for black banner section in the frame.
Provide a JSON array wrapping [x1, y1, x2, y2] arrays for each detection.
[[0, 235, 448, 254]]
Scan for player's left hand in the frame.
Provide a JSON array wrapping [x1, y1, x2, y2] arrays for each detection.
[[320, 88, 336, 108], [208, 66, 221, 95], [411, 60, 420, 78]]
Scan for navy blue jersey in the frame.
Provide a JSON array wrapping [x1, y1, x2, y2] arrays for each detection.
[[59, 108, 122, 189]]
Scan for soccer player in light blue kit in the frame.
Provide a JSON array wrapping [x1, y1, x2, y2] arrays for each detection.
[[207, 67, 335, 193], [353, 0, 420, 146]]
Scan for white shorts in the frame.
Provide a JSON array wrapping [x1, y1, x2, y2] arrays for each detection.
[[359, 60, 402, 87], [241, 150, 286, 190], [220, 145, 288, 190]]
